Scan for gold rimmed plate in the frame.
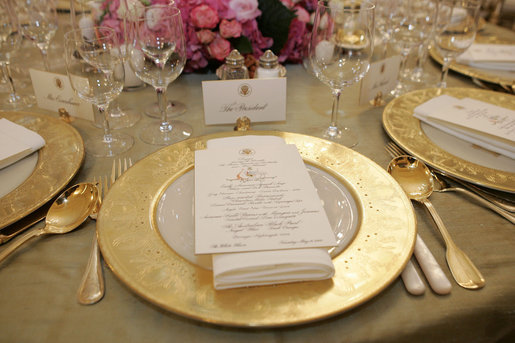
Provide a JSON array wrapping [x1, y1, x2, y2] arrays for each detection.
[[97, 131, 416, 327], [383, 88, 515, 193], [0, 111, 85, 229]]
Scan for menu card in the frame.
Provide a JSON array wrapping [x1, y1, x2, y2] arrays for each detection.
[[414, 95, 515, 159], [456, 44, 515, 70], [194, 138, 336, 254]]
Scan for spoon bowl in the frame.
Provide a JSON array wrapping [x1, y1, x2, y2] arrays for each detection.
[[0, 183, 98, 264], [388, 156, 485, 290]]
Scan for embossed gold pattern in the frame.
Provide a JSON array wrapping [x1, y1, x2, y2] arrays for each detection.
[[97, 131, 416, 327], [0, 111, 85, 229], [382, 88, 515, 192]]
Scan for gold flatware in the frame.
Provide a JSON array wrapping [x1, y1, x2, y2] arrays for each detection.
[[0, 183, 98, 265], [385, 142, 515, 223], [388, 155, 485, 289], [0, 200, 51, 244], [77, 158, 132, 305]]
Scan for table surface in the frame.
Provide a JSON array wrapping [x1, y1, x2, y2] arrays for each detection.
[[0, 17, 514, 343]]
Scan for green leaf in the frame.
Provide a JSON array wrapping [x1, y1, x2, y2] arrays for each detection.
[[257, 0, 296, 54], [230, 36, 253, 54]]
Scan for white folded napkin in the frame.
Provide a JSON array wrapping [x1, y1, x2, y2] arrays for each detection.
[[0, 118, 45, 170], [456, 44, 515, 71], [413, 95, 515, 159], [204, 136, 335, 290]]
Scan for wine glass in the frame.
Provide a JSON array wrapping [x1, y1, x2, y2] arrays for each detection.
[[64, 26, 134, 157], [389, 0, 437, 98], [16, 0, 58, 71], [372, 0, 396, 59], [308, 1, 375, 148], [69, 0, 141, 130], [434, 0, 481, 88], [128, 5, 192, 145], [0, 0, 35, 109]]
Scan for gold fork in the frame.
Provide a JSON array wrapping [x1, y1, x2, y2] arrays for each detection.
[[77, 157, 133, 305], [385, 142, 515, 224]]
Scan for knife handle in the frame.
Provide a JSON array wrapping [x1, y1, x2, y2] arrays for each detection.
[[414, 234, 452, 295], [401, 258, 426, 295]]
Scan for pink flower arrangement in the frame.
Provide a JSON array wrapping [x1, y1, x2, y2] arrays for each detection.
[[97, 0, 317, 72]]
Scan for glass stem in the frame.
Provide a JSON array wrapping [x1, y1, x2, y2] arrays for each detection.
[[1, 61, 19, 102], [98, 105, 113, 144], [440, 58, 451, 88], [39, 48, 50, 71], [156, 87, 172, 133], [330, 88, 342, 130]]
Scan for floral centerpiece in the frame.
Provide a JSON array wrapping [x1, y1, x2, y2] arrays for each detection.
[[95, 0, 317, 72]]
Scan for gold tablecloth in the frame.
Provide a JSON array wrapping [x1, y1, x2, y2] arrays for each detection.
[[0, 18, 514, 342]]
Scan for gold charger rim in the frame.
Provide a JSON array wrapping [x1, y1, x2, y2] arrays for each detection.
[[0, 111, 85, 229], [382, 87, 515, 193], [97, 131, 416, 327]]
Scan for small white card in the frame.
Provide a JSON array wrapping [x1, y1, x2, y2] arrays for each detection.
[[458, 44, 515, 62], [194, 143, 336, 254], [359, 56, 401, 105], [201, 78, 286, 125], [29, 69, 94, 121]]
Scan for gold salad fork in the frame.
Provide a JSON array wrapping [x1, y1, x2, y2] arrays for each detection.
[[385, 142, 515, 224], [77, 158, 132, 305]]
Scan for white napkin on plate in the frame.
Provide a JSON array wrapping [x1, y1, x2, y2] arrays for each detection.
[[456, 44, 515, 71], [413, 95, 515, 159], [0, 118, 45, 170], [204, 136, 335, 290]]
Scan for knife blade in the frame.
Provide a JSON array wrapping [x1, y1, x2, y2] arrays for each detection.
[[0, 201, 50, 244]]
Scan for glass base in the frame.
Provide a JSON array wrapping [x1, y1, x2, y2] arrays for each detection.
[[1, 93, 36, 110], [93, 102, 141, 130], [389, 81, 414, 99], [145, 100, 187, 119], [86, 132, 134, 157], [409, 68, 438, 86], [139, 120, 192, 146], [309, 125, 358, 148]]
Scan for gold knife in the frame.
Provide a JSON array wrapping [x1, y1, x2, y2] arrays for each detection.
[[0, 201, 51, 244]]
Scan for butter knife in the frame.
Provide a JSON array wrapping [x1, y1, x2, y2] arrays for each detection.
[[0, 202, 50, 244]]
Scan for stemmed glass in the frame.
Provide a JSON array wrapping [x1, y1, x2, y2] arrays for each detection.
[[389, 0, 437, 98], [69, 0, 141, 130], [308, 1, 375, 148], [17, 0, 58, 71], [128, 5, 192, 145], [434, 0, 481, 88], [0, 0, 34, 109], [64, 27, 134, 157]]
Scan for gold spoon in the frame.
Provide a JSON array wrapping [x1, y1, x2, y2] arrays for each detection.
[[387, 156, 485, 290], [0, 183, 98, 264]]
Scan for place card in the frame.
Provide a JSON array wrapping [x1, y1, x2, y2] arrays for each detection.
[[29, 69, 94, 121], [194, 142, 336, 254], [201, 78, 286, 125], [359, 55, 401, 105]]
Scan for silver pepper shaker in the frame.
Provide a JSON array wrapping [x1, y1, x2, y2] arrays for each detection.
[[221, 49, 249, 80]]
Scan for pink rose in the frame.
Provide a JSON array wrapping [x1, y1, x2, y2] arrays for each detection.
[[280, 0, 294, 9], [228, 0, 261, 22], [190, 5, 219, 29], [219, 19, 242, 39], [197, 29, 216, 44], [208, 36, 231, 61]]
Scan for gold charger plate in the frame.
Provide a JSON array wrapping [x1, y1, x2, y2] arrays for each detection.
[[429, 24, 515, 86], [97, 131, 416, 327], [383, 88, 515, 193], [0, 111, 84, 229]]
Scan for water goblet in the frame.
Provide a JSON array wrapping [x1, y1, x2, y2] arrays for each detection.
[[69, 0, 141, 130], [0, 0, 35, 109], [308, 1, 375, 148], [64, 27, 134, 157], [17, 0, 58, 71], [389, 0, 437, 98], [128, 5, 192, 145], [434, 0, 481, 88]]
